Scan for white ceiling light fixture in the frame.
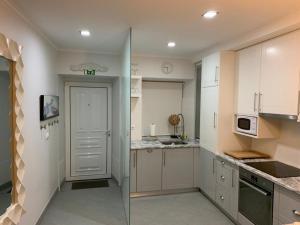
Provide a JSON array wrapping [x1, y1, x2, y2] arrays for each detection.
[[168, 42, 176, 48], [80, 29, 91, 37], [202, 10, 219, 19]]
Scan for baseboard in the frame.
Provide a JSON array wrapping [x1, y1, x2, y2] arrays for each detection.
[[35, 187, 59, 225], [130, 188, 200, 198]]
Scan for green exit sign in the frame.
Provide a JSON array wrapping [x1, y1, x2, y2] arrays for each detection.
[[84, 69, 96, 75]]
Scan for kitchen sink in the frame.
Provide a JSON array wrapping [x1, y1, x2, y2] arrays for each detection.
[[160, 140, 188, 145]]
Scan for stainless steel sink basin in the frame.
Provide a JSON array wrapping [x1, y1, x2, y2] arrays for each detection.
[[160, 140, 188, 145]]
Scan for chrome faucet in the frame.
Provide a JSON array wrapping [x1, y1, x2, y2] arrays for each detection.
[[178, 113, 185, 140]]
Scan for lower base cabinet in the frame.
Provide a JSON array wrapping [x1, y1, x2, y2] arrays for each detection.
[[215, 157, 239, 220], [199, 148, 216, 200], [162, 148, 194, 190], [136, 149, 163, 192], [131, 148, 196, 193]]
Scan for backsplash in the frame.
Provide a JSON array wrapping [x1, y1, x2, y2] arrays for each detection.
[[251, 120, 300, 168]]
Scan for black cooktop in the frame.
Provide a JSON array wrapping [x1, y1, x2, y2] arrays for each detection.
[[245, 161, 300, 178]]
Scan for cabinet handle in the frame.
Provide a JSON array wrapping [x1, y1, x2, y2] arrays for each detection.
[[220, 175, 225, 181], [293, 210, 300, 216], [133, 152, 136, 168], [215, 66, 219, 83], [258, 92, 262, 112], [221, 161, 225, 166], [213, 112, 217, 128], [254, 93, 257, 112], [220, 195, 224, 201]]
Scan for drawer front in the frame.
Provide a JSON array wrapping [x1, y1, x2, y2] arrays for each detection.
[[216, 186, 231, 213], [216, 159, 233, 188], [278, 189, 300, 223]]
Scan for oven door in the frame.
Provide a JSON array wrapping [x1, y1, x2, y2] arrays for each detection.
[[239, 178, 273, 225]]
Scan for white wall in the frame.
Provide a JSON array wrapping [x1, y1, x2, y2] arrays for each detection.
[[0, 71, 11, 186], [252, 121, 300, 168], [57, 51, 121, 77], [142, 81, 183, 136], [132, 55, 194, 80], [0, 1, 63, 225]]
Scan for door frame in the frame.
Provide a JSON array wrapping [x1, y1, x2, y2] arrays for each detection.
[[65, 82, 112, 181]]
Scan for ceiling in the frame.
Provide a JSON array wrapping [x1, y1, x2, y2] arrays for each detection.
[[8, 0, 300, 57]]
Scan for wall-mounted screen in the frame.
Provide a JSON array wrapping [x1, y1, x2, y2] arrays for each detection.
[[40, 95, 59, 121]]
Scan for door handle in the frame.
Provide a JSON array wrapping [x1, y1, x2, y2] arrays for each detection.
[[254, 93, 257, 112], [133, 152, 136, 168], [239, 179, 269, 196], [213, 112, 217, 128], [258, 93, 262, 112], [215, 66, 219, 83]]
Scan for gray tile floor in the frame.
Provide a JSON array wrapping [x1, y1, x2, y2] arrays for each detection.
[[38, 180, 127, 225], [130, 192, 235, 225]]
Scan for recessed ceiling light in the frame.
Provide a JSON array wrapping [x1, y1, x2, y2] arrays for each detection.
[[202, 10, 219, 19], [80, 29, 91, 37], [168, 42, 176, 48]]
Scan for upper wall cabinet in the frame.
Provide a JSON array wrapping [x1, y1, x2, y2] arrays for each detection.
[[260, 30, 300, 117], [236, 44, 262, 116], [236, 30, 300, 118], [201, 53, 220, 87]]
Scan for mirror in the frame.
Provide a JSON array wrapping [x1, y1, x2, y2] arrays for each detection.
[[0, 56, 14, 215]]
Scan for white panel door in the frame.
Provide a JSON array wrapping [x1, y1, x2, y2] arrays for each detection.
[[236, 45, 262, 115], [200, 86, 218, 152], [260, 30, 300, 116], [201, 53, 220, 87], [70, 87, 110, 178]]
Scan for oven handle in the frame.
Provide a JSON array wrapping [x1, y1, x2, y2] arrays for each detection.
[[239, 179, 270, 196]]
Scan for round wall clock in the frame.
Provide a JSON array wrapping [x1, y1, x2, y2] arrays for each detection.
[[161, 62, 174, 74]]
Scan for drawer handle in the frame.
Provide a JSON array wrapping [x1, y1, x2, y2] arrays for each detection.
[[220, 195, 224, 201], [221, 175, 225, 181], [293, 210, 300, 216], [221, 161, 225, 165]]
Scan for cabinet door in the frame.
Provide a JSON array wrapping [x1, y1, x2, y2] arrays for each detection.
[[260, 30, 300, 116], [199, 149, 216, 200], [200, 86, 218, 152], [236, 45, 261, 115], [136, 149, 162, 192], [201, 53, 220, 87], [130, 151, 137, 193], [162, 148, 194, 190]]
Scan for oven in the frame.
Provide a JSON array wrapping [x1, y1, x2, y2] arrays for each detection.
[[239, 168, 274, 225], [235, 115, 257, 136]]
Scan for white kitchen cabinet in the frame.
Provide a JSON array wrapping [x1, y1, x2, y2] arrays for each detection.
[[260, 30, 300, 116], [236, 44, 262, 116], [199, 86, 218, 152], [215, 157, 239, 220], [273, 185, 300, 225], [162, 148, 194, 190], [201, 52, 220, 87], [136, 149, 162, 192], [199, 148, 216, 200], [130, 150, 137, 193], [200, 51, 247, 153]]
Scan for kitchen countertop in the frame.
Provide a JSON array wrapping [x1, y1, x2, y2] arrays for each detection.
[[131, 138, 200, 150], [130, 139, 300, 195], [216, 152, 300, 195]]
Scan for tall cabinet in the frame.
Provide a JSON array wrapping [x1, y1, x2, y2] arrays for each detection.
[[200, 51, 249, 153]]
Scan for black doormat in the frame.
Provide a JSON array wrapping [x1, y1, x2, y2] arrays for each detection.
[[72, 179, 109, 190]]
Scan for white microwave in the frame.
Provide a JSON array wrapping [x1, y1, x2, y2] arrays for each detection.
[[235, 115, 258, 136]]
